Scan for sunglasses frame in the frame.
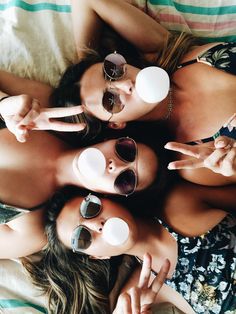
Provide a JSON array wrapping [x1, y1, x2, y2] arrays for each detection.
[[103, 52, 127, 82], [102, 52, 127, 115], [71, 194, 102, 252], [114, 137, 138, 196]]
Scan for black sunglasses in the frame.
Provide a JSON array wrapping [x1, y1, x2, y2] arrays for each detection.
[[102, 52, 127, 114], [114, 137, 138, 196], [71, 194, 102, 252]]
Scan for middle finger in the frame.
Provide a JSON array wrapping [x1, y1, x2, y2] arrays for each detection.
[[151, 259, 170, 294]]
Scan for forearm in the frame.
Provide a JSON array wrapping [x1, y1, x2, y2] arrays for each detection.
[[71, 0, 104, 59], [71, 0, 169, 58], [0, 70, 53, 108]]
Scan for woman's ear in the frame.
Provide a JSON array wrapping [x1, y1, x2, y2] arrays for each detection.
[[108, 122, 126, 129], [89, 255, 111, 260]]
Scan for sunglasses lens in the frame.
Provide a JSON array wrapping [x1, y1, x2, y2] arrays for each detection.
[[71, 226, 92, 251], [114, 169, 137, 195], [102, 90, 124, 114], [115, 138, 137, 163], [104, 53, 126, 80], [80, 195, 102, 219]]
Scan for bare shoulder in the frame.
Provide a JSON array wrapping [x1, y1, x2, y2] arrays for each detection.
[[161, 181, 230, 236], [0, 209, 47, 259], [180, 42, 224, 63]]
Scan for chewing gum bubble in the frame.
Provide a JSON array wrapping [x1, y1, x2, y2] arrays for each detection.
[[103, 217, 129, 246], [135, 67, 170, 103], [77, 148, 106, 178]]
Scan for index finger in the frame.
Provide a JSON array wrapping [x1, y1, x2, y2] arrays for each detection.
[[165, 141, 214, 159], [42, 120, 86, 132], [168, 158, 204, 170], [42, 105, 83, 118], [151, 259, 170, 294], [165, 142, 200, 158], [138, 253, 152, 289]]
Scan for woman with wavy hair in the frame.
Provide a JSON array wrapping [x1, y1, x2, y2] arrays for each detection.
[[23, 179, 236, 314]]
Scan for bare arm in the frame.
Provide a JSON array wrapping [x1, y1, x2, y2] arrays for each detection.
[[0, 70, 53, 108], [71, 0, 169, 59], [162, 181, 236, 238], [0, 210, 47, 259]]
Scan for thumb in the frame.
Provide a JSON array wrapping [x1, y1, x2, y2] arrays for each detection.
[[15, 128, 29, 143], [214, 136, 232, 149]]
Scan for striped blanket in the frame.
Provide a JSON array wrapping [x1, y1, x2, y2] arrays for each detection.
[[0, 258, 47, 314], [0, 0, 235, 87]]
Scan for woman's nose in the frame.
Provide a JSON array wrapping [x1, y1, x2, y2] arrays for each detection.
[[113, 79, 133, 94], [107, 158, 124, 173], [86, 219, 105, 233]]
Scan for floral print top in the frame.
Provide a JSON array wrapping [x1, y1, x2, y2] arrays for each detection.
[[158, 214, 236, 314], [177, 42, 236, 145]]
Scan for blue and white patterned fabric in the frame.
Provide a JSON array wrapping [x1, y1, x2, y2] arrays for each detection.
[[158, 214, 236, 314]]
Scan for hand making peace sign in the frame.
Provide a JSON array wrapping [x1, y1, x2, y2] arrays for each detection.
[[0, 94, 85, 142], [113, 253, 170, 314], [165, 136, 236, 177]]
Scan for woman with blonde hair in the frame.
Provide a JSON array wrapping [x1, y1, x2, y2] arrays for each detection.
[[23, 180, 236, 314]]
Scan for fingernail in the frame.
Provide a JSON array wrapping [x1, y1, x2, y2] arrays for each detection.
[[215, 140, 225, 148], [17, 129, 26, 135], [167, 164, 174, 170]]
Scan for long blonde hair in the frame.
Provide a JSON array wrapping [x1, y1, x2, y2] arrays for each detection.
[[22, 190, 111, 314]]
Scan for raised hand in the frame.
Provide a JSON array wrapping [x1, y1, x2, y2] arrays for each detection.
[[165, 136, 236, 177], [113, 253, 170, 314], [0, 95, 85, 142]]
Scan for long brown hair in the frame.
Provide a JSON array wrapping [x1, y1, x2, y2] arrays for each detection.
[[22, 189, 111, 314], [154, 31, 203, 75]]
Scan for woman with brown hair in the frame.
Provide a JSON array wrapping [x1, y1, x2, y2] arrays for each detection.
[[50, 0, 236, 187]]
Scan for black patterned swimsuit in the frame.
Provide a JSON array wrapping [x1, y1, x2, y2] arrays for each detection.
[[158, 215, 236, 314], [177, 42, 236, 145]]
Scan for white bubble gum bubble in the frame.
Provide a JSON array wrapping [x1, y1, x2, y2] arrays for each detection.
[[102, 217, 129, 246], [77, 148, 106, 178], [135, 66, 170, 103]]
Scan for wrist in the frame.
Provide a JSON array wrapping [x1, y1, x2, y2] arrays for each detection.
[[0, 95, 11, 121]]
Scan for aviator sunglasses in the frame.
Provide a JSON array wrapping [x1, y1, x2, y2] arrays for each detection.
[[102, 52, 127, 114]]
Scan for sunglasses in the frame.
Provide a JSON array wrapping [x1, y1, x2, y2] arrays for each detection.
[[114, 137, 138, 196], [71, 138, 137, 253], [71, 194, 102, 252], [102, 52, 127, 114]]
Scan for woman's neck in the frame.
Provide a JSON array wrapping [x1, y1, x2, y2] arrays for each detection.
[[55, 148, 85, 188], [127, 218, 177, 277], [139, 93, 172, 121]]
